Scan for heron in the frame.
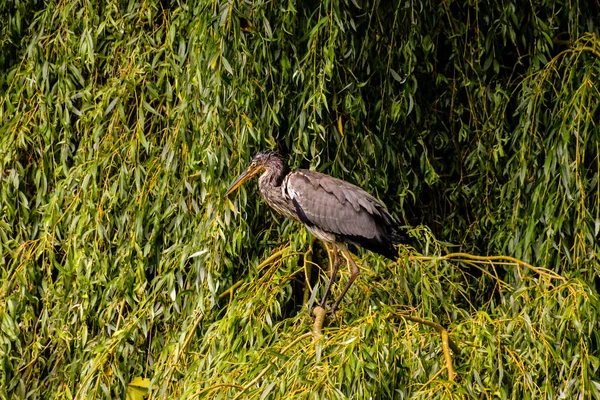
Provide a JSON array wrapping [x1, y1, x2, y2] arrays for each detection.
[[225, 151, 408, 315]]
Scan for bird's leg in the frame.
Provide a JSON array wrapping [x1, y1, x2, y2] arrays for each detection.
[[318, 243, 340, 308], [328, 246, 360, 316]]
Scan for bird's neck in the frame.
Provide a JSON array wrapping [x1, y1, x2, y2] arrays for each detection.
[[258, 159, 286, 190], [257, 158, 293, 219]]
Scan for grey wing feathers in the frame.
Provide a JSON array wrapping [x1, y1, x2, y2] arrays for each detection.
[[286, 170, 395, 241]]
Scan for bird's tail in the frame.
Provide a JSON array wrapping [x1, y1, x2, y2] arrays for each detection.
[[390, 228, 409, 246], [368, 228, 411, 260]]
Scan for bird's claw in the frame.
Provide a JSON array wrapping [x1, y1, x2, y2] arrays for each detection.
[[326, 307, 340, 323]]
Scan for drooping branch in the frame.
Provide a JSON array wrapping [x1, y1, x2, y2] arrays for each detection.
[[411, 253, 566, 282], [389, 310, 460, 382]]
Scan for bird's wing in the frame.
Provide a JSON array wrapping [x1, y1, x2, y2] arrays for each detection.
[[285, 170, 395, 240]]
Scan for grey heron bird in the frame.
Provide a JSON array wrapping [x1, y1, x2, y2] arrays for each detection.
[[225, 151, 407, 315]]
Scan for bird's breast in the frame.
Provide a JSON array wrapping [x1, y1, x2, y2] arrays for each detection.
[[306, 225, 337, 243]]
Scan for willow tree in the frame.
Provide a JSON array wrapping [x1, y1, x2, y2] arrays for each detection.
[[1, 0, 599, 398]]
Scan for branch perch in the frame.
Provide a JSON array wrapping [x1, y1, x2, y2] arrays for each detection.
[[312, 306, 327, 338]]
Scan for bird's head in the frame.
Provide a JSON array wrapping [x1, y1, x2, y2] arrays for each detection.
[[225, 151, 283, 196]]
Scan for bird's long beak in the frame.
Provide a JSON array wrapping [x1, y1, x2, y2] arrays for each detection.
[[224, 167, 260, 197]]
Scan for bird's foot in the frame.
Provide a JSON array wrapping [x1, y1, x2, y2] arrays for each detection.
[[325, 306, 340, 324]]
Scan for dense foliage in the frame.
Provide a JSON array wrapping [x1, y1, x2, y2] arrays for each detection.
[[1, 0, 599, 398]]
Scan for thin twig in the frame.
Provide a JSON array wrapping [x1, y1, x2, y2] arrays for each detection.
[[397, 314, 461, 355], [256, 247, 290, 272], [218, 280, 243, 300], [193, 383, 245, 397]]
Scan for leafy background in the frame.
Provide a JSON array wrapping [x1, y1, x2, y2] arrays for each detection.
[[1, 0, 599, 398]]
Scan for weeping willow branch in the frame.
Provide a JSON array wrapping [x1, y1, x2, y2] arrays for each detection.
[[389, 310, 460, 382], [218, 280, 243, 301], [411, 252, 566, 282], [231, 332, 314, 400], [440, 330, 455, 381], [256, 247, 293, 272]]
